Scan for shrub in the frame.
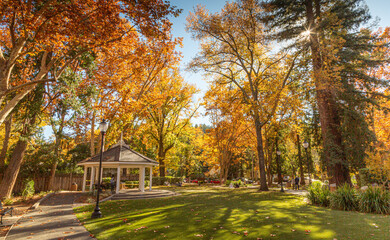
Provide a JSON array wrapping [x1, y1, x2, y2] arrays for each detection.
[[22, 179, 35, 199], [358, 187, 390, 214], [102, 177, 111, 184], [225, 180, 231, 186], [152, 177, 183, 186], [330, 184, 358, 211], [3, 198, 13, 206], [225, 180, 243, 187], [307, 182, 330, 207]]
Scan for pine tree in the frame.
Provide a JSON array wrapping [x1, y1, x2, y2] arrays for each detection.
[[263, 0, 389, 185]]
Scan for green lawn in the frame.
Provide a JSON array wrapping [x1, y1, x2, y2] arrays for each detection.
[[74, 186, 390, 240]]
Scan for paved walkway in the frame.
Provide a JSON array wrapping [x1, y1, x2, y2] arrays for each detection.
[[7, 193, 93, 240], [284, 189, 308, 196]]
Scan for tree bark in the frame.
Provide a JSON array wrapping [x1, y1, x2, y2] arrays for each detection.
[[265, 138, 273, 187], [305, 0, 351, 186], [0, 113, 12, 169], [0, 86, 35, 126], [297, 134, 305, 185], [158, 139, 166, 177], [0, 139, 28, 198], [254, 114, 268, 191], [48, 109, 66, 190], [90, 110, 95, 156]]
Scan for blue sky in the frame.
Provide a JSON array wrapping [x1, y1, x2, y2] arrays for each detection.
[[168, 0, 390, 125]]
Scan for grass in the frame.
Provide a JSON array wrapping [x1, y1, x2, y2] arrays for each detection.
[[74, 186, 390, 240]]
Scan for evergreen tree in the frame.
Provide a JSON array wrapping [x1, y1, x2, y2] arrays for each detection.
[[263, 0, 389, 185]]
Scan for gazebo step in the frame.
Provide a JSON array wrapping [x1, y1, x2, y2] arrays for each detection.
[[111, 193, 176, 200]]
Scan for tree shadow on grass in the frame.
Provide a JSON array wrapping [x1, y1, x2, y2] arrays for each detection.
[[74, 188, 390, 240]]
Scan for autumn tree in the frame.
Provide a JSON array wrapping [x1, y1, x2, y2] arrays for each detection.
[[0, 85, 44, 198], [0, 0, 180, 127], [140, 69, 198, 177], [187, 0, 298, 191], [204, 82, 252, 183]]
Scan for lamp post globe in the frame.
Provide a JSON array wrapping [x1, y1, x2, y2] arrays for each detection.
[[91, 119, 109, 219], [276, 150, 284, 192], [302, 141, 311, 185]]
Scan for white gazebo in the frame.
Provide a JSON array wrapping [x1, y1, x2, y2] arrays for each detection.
[[77, 141, 159, 193]]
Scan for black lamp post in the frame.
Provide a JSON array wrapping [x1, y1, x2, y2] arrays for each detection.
[[302, 141, 311, 185], [276, 150, 284, 192], [91, 119, 109, 219]]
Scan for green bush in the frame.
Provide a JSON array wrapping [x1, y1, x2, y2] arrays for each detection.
[[102, 177, 111, 184], [330, 184, 358, 211], [307, 182, 330, 207], [225, 180, 243, 187], [358, 187, 390, 214], [152, 177, 183, 186], [22, 179, 35, 199], [3, 198, 13, 206], [225, 180, 231, 186]]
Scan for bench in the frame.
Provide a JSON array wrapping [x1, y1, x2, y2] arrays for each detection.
[[0, 201, 13, 225]]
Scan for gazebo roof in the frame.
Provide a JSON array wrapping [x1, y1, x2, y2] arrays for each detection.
[[77, 141, 158, 166]]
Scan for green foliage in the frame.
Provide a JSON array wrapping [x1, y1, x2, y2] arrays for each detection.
[[330, 184, 358, 211], [102, 177, 111, 184], [225, 179, 243, 187], [307, 182, 330, 207], [359, 168, 386, 186], [123, 180, 150, 188], [2, 198, 13, 206], [22, 180, 35, 199], [150, 177, 183, 185], [358, 187, 390, 214]]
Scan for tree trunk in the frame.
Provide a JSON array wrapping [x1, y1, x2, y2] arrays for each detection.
[[0, 85, 36, 126], [90, 111, 95, 156], [305, 0, 351, 186], [254, 115, 268, 191], [0, 139, 28, 198], [0, 113, 12, 169], [265, 139, 273, 187], [297, 134, 305, 185], [48, 110, 66, 190], [158, 140, 166, 177]]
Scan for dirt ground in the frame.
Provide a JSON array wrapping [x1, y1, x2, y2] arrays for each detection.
[[0, 195, 43, 237]]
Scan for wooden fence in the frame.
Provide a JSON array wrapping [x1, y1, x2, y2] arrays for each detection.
[[1, 174, 84, 194]]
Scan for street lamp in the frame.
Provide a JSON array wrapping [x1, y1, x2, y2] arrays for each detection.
[[276, 150, 284, 192], [302, 141, 311, 185], [91, 119, 109, 219]]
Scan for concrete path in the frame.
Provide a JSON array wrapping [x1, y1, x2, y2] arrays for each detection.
[[284, 189, 308, 196], [7, 193, 93, 240]]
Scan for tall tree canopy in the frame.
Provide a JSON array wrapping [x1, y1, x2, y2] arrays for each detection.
[[263, 0, 390, 185]]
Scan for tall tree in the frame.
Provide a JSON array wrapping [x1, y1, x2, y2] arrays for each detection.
[[204, 83, 251, 183], [187, 0, 298, 190], [0, 85, 44, 198], [264, 0, 389, 185], [142, 69, 198, 177], [0, 0, 180, 126]]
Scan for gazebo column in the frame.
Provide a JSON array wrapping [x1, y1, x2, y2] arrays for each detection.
[[149, 167, 153, 191], [90, 166, 95, 191], [116, 165, 121, 193], [139, 167, 145, 192], [82, 166, 87, 192]]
